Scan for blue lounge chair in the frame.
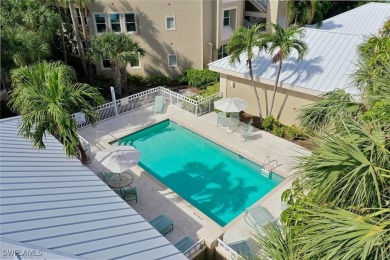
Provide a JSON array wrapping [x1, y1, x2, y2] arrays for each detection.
[[120, 186, 138, 203], [152, 96, 164, 114], [240, 126, 253, 141], [244, 206, 279, 232], [240, 118, 253, 131], [228, 240, 253, 258], [174, 237, 196, 253], [150, 215, 173, 235]]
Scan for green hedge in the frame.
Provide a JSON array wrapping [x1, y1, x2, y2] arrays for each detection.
[[178, 69, 219, 89]]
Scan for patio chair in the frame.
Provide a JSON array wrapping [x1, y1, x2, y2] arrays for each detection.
[[228, 240, 253, 258], [120, 186, 138, 203], [150, 215, 173, 235], [230, 112, 240, 120], [152, 96, 164, 114], [217, 112, 228, 127], [239, 118, 253, 131], [244, 205, 279, 233], [174, 237, 196, 253], [240, 126, 253, 141]]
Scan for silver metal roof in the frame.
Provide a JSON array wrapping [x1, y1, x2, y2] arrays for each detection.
[[0, 117, 186, 260], [209, 2, 390, 95], [310, 3, 390, 36]]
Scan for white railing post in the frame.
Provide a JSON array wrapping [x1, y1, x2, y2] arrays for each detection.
[[110, 86, 118, 117]]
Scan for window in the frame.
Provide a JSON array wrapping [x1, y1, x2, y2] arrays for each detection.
[[76, 8, 87, 25], [108, 13, 121, 32], [130, 54, 140, 68], [125, 13, 137, 32], [94, 13, 106, 33], [102, 58, 111, 69], [168, 54, 177, 67], [166, 16, 176, 30], [218, 45, 228, 59], [223, 10, 230, 27]]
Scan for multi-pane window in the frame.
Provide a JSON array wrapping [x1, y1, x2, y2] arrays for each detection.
[[76, 8, 87, 25], [168, 54, 177, 67], [218, 45, 228, 59], [109, 13, 121, 32], [94, 13, 106, 33], [223, 10, 230, 27], [130, 54, 140, 68], [125, 13, 137, 32], [166, 16, 176, 30]]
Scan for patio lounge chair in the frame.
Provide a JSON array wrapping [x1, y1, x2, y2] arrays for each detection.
[[150, 215, 173, 235], [217, 112, 228, 127], [244, 205, 279, 232], [120, 186, 137, 203], [228, 240, 253, 258], [174, 237, 196, 253], [152, 96, 164, 114], [239, 118, 253, 131], [240, 126, 253, 141]]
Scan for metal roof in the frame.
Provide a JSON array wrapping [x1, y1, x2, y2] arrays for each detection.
[[0, 117, 186, 260], [309, 3, 390, 36], [209, 2, 390, 96]]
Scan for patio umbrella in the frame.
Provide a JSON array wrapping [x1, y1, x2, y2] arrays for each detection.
[[93, 146, 141, 174], [214, 97, 248, 112]]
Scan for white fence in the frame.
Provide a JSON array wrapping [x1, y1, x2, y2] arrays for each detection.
[[72, 86, 221, 129], [184, 238, 205, 259]]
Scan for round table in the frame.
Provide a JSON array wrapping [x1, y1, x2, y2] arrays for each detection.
[[108, 172, 134, 188]]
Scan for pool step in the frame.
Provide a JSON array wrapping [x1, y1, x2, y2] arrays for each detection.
[[261, 168, 272, 179]]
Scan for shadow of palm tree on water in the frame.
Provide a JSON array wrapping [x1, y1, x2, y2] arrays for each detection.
[[163, 161, 258, 225]]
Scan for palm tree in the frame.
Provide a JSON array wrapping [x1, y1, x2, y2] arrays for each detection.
[[88, 32, 145, 96], [261, 24, 308, 116], [226, 24, 265, 120], [8, 61, 103, 164]]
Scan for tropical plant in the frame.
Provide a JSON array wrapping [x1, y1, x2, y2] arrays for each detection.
[[179, 69, 219, 89], [88, 32, 145, 96], [286, 0, 324, 27], [226, 24, 265, 120], [8, 61, 103, 163], [260, 24, 308, 116]]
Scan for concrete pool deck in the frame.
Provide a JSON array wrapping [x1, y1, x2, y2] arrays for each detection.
[[78, 105, 310, 254]]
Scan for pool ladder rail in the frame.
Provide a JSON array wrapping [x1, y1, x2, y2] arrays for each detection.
[[261, 156, 279, 179]]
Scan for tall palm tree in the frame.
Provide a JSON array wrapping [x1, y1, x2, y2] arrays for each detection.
[[8, 61, 103, 164], [261, 24, 308, 116], [88, 32, 145, 96], [226, 24, 265, 120]]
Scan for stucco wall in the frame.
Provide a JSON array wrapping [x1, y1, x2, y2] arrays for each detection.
[[221, 75, 321, 125]]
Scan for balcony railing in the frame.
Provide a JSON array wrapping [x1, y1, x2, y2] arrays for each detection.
[[216, 239, 240, 259], [183, 238, 205, 259]]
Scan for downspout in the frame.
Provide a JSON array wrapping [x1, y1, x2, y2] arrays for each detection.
[[208, 43, 214, 62]]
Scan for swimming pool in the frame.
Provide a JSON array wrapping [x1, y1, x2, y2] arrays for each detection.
[[115, 120, 284, 226]]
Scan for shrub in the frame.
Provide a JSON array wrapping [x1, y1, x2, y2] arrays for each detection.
[[128, 75, 145, 85], [181, 69, 219, 89], [145, 75, 171, 86], [273, 127, 284, 137], [262, 115, 280, 131], [284, 125, 301, 140], [199, 82, 220, 97]]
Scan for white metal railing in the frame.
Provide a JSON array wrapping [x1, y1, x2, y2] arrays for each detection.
[[72, 86, 222, 129], [249, 0, 268, 12], [216, 239, 240, 259], [183, 238, 205, 258]]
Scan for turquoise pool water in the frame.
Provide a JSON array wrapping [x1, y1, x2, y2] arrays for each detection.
[[115, 120, 284, 226]]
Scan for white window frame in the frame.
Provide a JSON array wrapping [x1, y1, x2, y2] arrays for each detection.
[[93, 13, 107, 34], [107, 12, 122, 33], [165, 15, 176, 31], [101, 58, 111, 70], [76, 8, 87, 26], [168, 54, 177, 67], [124, 12, 137, 33], [218, 45, 228, 59], [129, 53, 141, 69], [223, 10, 230, 27]]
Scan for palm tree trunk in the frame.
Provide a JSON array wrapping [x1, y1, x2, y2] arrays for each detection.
[[77, 142, 88, 165], [56, 4, 67, 63], [248, 59, 263, 121], [68, 3, 88, 76], [80, 8, 93, 82], [269, 59, 283, 116], [111, 65, 122, 96], [120, 67, 129, 96]]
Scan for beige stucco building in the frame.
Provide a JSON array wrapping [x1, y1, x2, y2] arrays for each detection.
[[82, 0, 286, 78], [210, 3, 390, 125]]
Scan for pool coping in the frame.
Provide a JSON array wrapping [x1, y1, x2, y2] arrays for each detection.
[[101, 116, 294, 230]]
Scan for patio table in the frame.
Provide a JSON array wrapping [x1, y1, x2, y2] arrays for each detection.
[[108, 172, 134, 188]]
